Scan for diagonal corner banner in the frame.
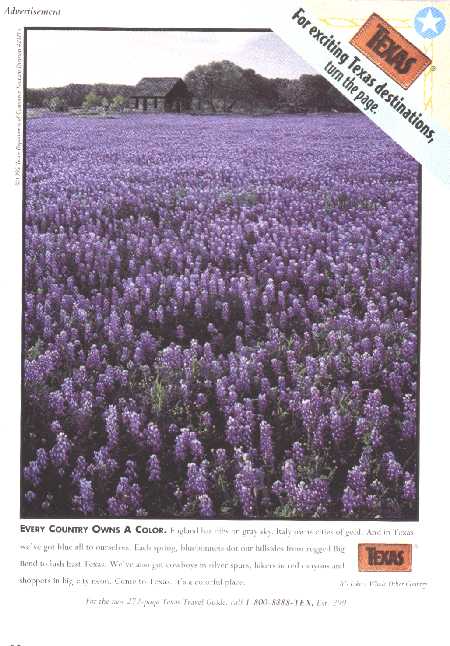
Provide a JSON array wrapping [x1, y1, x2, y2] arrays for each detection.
[[270, 3, 450, 185]]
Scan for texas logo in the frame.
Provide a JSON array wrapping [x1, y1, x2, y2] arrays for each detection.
[[358, 544, 413, 572], [350, 13, 432, 89]]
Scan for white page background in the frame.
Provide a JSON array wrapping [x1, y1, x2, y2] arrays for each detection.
[[0, 1, 448, 643]]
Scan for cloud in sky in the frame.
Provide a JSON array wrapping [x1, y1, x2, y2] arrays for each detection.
[[27, 30, 315, 88]]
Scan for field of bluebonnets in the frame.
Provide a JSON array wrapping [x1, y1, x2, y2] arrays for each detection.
[[23, 113, 419, 519]]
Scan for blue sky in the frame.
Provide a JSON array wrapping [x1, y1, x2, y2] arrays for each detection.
[[27, 30, 315, 88]]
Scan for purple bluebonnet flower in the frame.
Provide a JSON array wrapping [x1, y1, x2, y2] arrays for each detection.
[[73, 479, 95, 515], [87, 446, 118, 482], [234, 455, 264, 517], [382, 451, 404, 481], [24, 490, 36, 504], [174, 428, 204, 462], [198, 494, 214, 518], [142, 423, 161, 453], [105, 404, 119, 447], [107, 477, 143, 516], [24, 448, 48, 487], [147, 455, 161, 481], [185, 462, 209, 496], [402, 472, 416, 502], [259, 421, 274, 467]]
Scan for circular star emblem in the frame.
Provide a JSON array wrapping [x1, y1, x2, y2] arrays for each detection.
[[415, 6, 446, 39]]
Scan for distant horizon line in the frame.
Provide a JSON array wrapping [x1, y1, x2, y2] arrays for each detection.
[[28, 71, 320, 92]]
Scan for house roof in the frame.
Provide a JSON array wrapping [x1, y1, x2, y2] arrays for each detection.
[[134, 77, 183, 96]]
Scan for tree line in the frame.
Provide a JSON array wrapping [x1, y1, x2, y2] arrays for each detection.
[[26, 84, 132, 112], [27, 60, 357, 113]]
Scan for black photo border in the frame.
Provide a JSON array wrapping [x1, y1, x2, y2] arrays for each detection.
[[20, 27, 421, 522]]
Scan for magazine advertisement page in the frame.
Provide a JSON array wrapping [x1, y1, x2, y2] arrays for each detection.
[[1, 0, 449, 643]]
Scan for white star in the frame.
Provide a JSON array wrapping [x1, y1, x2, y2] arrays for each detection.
[[417, 9, 443, 35]]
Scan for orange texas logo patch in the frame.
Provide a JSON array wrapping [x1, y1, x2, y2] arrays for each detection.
[[358, 544, 412, 572], [350, 13, 432, 89]]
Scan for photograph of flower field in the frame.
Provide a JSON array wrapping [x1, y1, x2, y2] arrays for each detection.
[[22, 32, 419, 520]]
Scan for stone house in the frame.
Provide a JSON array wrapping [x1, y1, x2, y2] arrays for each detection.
[[129, 77, 192, 112]]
